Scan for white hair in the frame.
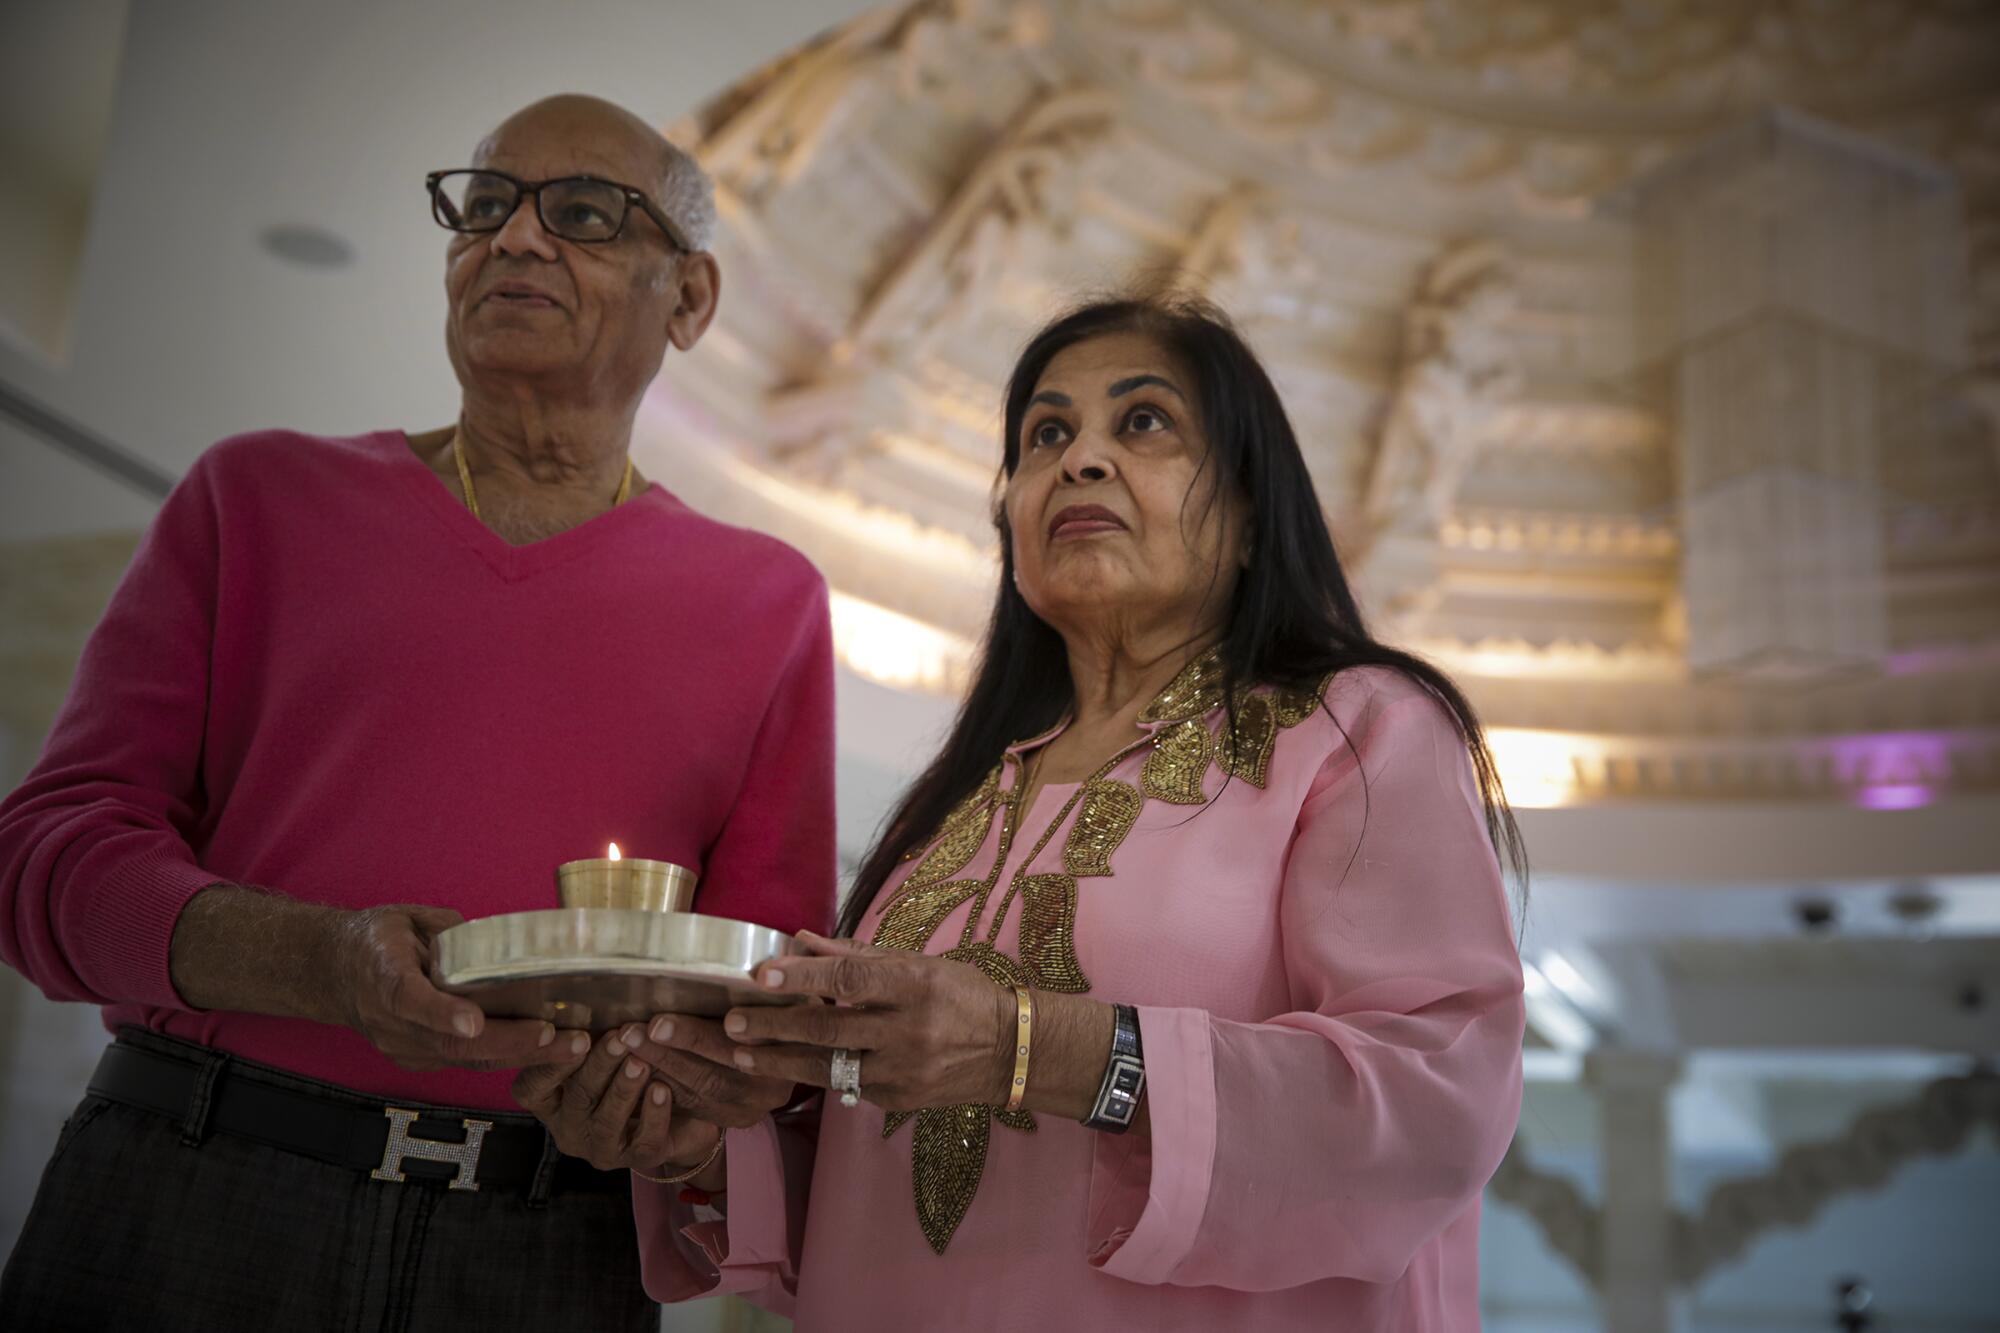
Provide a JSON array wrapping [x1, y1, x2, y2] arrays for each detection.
[[658, 139, 716, 252]]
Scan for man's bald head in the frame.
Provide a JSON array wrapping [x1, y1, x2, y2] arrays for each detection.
[[474, 94, 715, 250], [442, 92, 724, 411]]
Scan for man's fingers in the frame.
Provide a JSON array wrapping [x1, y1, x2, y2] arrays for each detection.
[[512, 1057, 572, 1116], [626, 1081, 677, 1169], [385, 954, 489, 1040], [429, 1017, 574, 1069], [634, 1046, 727, 1104], [403, 904, 469, 936], [559, 1026, 644, 1120], [588, 1040, 651, 1153]]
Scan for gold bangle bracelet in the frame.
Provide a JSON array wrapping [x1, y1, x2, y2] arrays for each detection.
[[635, 1132, 725, 1185], [1006, 984, 1035, 1113]]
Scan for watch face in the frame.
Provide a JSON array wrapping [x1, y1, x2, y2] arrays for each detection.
[[1088, 1011, 1147, 1131], [1095, 1054, 1146, 1127]]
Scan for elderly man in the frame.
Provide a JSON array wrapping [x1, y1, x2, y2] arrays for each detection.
[[0, 95, 833, 1331]]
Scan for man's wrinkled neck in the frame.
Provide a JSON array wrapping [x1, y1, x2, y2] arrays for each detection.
[[455, 377, 640, 492]]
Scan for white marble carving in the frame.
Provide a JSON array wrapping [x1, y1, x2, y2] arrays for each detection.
[[641, 0, 2000, 805]]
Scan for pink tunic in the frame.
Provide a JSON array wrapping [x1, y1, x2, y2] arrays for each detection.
[[637, 665, 1525, 1330]]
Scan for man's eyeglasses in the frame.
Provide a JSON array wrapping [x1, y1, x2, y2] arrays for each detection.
[[426, 169, 691, 251]]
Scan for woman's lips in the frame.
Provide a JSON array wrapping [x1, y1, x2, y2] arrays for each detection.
[[1048, 505, 1128, 540]]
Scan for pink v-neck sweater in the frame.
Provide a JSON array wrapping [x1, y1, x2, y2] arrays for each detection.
[[0, 429, 836, 1110]]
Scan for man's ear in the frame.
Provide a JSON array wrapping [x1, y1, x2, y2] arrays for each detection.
[[666, 251, 721, 351]]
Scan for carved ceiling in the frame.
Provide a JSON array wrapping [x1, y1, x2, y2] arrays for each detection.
[[636, 0, 2000, 807]]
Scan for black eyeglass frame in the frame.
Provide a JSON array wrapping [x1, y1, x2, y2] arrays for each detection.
[[425, 169, 693, 252]]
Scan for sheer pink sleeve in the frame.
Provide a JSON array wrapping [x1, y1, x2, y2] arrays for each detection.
[[633, 1103, 820, 1315], [1086, 695, 1525, 1290]]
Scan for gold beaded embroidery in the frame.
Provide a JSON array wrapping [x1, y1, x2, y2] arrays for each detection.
[[947, 939, 1028, 987], [1017, 874, 1090, 993], [875, 650, 1333, 1255], [1137, 651, 1228, 724], [1218, 691, 1279, 788], [912, 1104, 990, 1254], [1064, 779, 1142, 876], [901, 765, 1004, 889], [1270, 684, 1325, 729], [873, 880, 982, 954], [1141, 719, 1213, 804]]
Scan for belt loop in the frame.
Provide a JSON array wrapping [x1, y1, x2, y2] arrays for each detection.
[[526, 1129, 562, 1208], [180, 1050, 230, 1147]]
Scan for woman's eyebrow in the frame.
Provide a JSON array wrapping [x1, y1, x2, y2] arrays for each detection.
[[1028, 390, 1073, 408], [1107, 374, 1184, 401]]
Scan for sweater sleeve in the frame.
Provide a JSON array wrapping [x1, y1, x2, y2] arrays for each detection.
[[0, 459, 228, 1009], [691, 572, 837, 939], [1084, 694, 1526, 1290]]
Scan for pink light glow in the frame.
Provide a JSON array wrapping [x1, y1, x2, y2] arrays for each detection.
[[1854, 783, 1934, 811], [1818, 732, 1952, 802]]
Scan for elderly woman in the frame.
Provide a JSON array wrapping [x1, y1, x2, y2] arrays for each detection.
[[518, 296, 1527, 1330]]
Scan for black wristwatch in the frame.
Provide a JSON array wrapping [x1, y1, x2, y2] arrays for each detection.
[[1082, 1004, 1145, 1133]]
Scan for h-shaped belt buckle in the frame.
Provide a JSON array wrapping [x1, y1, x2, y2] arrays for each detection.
[[370, 1107, 494, 1192]]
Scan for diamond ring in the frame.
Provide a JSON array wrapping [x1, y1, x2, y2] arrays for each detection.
[[830, 1048, 863, 1108]]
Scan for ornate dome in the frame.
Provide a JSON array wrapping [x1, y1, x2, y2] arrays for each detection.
[[634, 0, 2000, 813]]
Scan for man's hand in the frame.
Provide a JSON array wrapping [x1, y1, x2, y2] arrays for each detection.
[[168, 886, 576, 1072], [513, 1024, 723, 1175], [330, 904, 576, 1071]]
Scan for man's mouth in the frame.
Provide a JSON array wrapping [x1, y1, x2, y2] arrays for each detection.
[[486, 283, 560, 308]]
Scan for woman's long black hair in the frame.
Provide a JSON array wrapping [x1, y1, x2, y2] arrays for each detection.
[[836, 293, 1526, 938]]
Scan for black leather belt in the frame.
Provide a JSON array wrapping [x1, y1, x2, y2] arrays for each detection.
[[87, 1035, 624, 1198]]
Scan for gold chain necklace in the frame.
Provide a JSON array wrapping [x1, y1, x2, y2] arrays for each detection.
[[450, 431, 634, 519]]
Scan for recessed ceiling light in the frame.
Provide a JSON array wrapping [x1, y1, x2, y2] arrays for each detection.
[[259, 224, 355, 269]]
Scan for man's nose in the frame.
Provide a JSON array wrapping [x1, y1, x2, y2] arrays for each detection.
[[490, 195, 560, 260]]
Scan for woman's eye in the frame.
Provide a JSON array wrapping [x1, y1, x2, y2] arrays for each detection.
[[1030, 420, 1069, 449], [1125, 406, 1170, 434]]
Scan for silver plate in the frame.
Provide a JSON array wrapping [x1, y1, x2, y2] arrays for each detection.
[[433, 909, 804, 1028]]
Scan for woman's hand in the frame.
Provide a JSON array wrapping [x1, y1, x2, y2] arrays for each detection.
[[687, 932, 1016, 1114], [513, 1023, 722, 1175], [624, 1016, 800, 1128]]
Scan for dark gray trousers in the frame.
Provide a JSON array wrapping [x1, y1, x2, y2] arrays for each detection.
[[0, 1030, 658, 1333]]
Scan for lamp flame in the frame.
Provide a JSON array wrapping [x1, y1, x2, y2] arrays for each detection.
[[607, 842, 622, 861]]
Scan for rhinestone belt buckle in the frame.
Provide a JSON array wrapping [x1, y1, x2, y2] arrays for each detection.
[[369, 1107, 494, 1192]]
